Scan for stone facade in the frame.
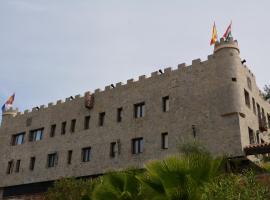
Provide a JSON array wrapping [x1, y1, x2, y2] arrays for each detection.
[[0, 38, 270, 199]]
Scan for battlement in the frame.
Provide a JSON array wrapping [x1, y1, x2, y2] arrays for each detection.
[[214, 37, 240, 54], [92, 58, 214, 95], [2, 46, 246, 120], [2, 107, 19, 116], [13, 93, 85, 118]]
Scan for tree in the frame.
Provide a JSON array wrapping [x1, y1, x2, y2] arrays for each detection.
[[263, 85, 270, 101], [93, 169, 144, 200], [138, 142, 224, 200]]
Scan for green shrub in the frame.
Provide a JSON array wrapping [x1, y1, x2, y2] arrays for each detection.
[[45, 177, 98, 200], [202, 171, 270, 200]]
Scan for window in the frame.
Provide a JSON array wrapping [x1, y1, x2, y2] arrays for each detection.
[[70, 119, 76, 133], [7, 160, 14, 174], [244, 90, 250, 107], [61, 122, 66, 135], [262, 108, 266, 120], [50, 124, 56, 137], [161, 132, 168, 149], [29, 128, 43, 142], [84, 116, 90, 130], [29, 157, 36, 171], [11, 132, 25, 145], [99, 112, 105, 126], [47, 153, 58, 168], [132, 138, 144, 154], [162, 96, 169, 112], [110, 142, 117, 158], [117, 107, 123, 122], [268, 114, 270, 128], [15, 160, 20, 173], [252, 98, 256, 115], [67, 150, 72, 164], [134, 102, 145, 118], [247, 77, 252, 90], [232, 77, 237, 82], [256, 131, 260, 144], [257, 103, 261, 119], [248, 127, 255, 144], [82, 147, 91, 162]]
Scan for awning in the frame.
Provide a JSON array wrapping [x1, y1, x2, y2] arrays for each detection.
[[244, 143, 270, 155]]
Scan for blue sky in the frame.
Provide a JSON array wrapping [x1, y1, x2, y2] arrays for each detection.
[[0, 0, 269, 113]]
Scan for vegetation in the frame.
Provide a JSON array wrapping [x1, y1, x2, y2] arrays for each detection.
[[45, 177, 99, 200], [45, 142, 270, 200], [263, 85, 270, 101], [202, 171, 270, 200], [93, 169, 143, 200]]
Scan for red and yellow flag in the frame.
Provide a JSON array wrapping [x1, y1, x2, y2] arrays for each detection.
[[210, 22, 218, 45], [6, 93, 15, 105], [223, 21, 232, 41]]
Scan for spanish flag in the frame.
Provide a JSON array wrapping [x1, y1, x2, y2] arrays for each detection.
[[210, 22, 218, 45], [1, 93, 15, 112]]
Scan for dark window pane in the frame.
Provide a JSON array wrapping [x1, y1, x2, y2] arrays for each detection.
[[29, 128, 44, 142], [29, 157, 36, 171], [50, 124, 56, 137], [70, 119, 76, 133], [244, 89, 250, 107], [117, 108, 123, 122], [84, 116, 90, 130], [67, 150, 72, 164], [161, 132, 168, 149], [11, 132, 25, 145], [7, 161, 14, 174], [132, 138, 144, 154], [61, 122, 66, 135], [162, 96, 169, 112], [47, 153, 58, 168], [248, 128, 254, 144], [82, 147, 91, 162], [134, 103, 145, 118], [110, 142, 117, 158], [99, 112, 105, 126], [15, 160, 20, 173]]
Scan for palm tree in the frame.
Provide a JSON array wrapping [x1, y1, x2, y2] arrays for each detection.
[[138, 144, 224, 200], [93, 169, 143, 200]]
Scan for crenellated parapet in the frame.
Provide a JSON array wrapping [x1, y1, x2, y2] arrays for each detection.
[[2, 39, 255, 120], [214, 37, 240, 54], [12, 93, 85, 119]]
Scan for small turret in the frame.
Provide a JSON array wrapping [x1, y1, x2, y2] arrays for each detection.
[[214, 37, 240, 55], [1, 107, 18, 127]]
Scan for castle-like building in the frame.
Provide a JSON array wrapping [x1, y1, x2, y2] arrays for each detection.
[[0, 38, 270, 199]]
